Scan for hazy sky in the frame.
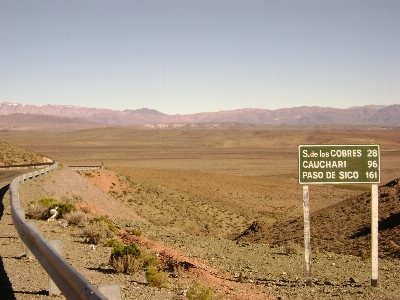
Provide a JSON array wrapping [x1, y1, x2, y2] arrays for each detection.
[[0, 0, 399, 115]]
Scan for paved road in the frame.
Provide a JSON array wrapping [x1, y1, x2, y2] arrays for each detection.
[[0, 169, 32, 300], [0, 170, 29, 189]]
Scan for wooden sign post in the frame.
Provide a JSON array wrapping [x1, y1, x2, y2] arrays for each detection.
[[298, 145, 380, 287], [303, 184, 312, 286], [371, 183, 379, 286]]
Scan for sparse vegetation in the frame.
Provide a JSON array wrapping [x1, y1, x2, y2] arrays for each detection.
[[145, 265, 168, 288], [25, 204, 48, 220], [187, 281, 216, 300], [90, 216, 119, 234], [283, 242, 301, 255], [61, 194, 83, 204], [84, 217, 116, 244], [83, 172, 94, 178], [38, 197, 56, 207], [44, 202, 77, 220], [4, 126, 400, 300], [109, 240, 142, 273], [26, 198, 77, 221], [64, 210, 87, 227], [0, 141, 47, 165], [130, 229, 142, 236], [108, 239, 168, 288]]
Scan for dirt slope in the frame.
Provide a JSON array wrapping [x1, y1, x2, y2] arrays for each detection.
[[5, 167, 400, 299], [236, 179, 400, 259], [0, 140, 48, 165]]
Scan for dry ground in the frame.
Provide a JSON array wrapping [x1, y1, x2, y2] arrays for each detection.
[[7, 166, 400, 300], [2, 125, 400, 240], [3, 125, 399, 237], [2, 125, 400, 299], [0, 140, 48, 166]]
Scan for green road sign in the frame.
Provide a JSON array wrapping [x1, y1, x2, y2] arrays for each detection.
[[298, 145, 380, 184]]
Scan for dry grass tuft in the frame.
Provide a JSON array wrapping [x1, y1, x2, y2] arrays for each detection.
[[284, 241, 302, 255], [25, 204, 48, 220], [83, 219, 114, 244], [187, 281, 217, 300], [64, 210, 87, 227]]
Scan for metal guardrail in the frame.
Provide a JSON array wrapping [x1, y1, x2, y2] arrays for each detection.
[[0, 162, 56, 170], [8, 163, 109, 300], [70, 166, 103, 171]]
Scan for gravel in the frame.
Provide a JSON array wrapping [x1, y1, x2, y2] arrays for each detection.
[[1, 169, 400, 300]]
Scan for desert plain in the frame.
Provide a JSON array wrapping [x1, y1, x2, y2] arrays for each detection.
[[1, 124, 400, 299], [2, 125, 400, 224]]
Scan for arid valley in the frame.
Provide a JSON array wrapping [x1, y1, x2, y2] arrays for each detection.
[[1, 124, 400, 299]]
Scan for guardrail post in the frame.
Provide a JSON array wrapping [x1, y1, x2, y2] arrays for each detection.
[[25, 221, 38, 259], [48, 240, 62, 296], [98, 284, 121, 300]]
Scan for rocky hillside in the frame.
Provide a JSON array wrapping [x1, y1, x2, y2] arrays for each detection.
[[236, 178, 400, 259], [0, 140, 49, 165], [11, 167, 400, 300]]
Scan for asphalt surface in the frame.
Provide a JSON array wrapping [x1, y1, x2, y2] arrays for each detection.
[[0, 170, 29, 189], [0, 169, 32, 300]]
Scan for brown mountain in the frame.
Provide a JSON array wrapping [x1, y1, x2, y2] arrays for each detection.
[[0, 102, 397, 126], [366, 105, 400, 125], [0, 113, 106, 132], [164, 106, 334, 124], [293, 106, 378, 125]]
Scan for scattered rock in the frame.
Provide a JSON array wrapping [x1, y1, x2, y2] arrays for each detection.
[[349, 276, 359, 283]]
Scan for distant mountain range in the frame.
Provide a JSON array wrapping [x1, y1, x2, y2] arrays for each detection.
[[0, 102, 399, 127]]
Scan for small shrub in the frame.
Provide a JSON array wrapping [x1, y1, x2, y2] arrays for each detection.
[[25, 204, 48, 220], [145, 265, 168, 288], [142, 253, 160, 268], [84, 220, 113, 244], [111, 242, 141, 258], [110, 255, 125, 273], [44, 203, 77, 220], [125, 255, 143, 273], [105, 238, 123, 248], [90, 216, 119, 234], [187, 281, 216, 300], [61, 194, 83, 204], [64, 210, 87, 227], [109, 241, 142, 274], [38, 198, 56, 207], [131, 229, 142, 236]]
